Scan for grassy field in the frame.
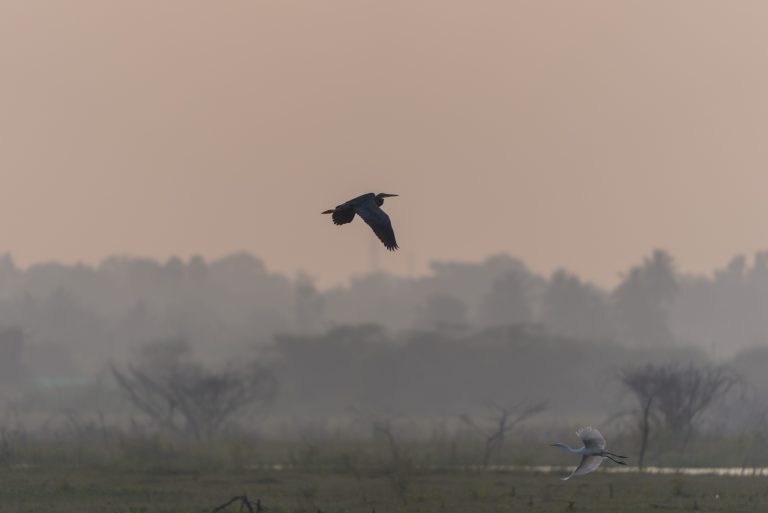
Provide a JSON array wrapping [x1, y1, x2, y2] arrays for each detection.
[[0, 465, 765, 513], [0, 428, 765, 512]]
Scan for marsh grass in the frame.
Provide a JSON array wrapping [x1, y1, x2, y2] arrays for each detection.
[[0, 429, 767, 512], [0, 464, 766, 513], [4, 428, 768, 472]]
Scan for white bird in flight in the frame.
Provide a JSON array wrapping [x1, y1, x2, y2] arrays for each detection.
[[550, 426, 628, 480]]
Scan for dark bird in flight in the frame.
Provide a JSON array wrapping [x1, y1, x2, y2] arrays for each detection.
[[322, 193, 399, 250]]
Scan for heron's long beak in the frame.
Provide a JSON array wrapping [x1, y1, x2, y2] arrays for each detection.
[[321, 209, 336, 214], [380, 193, 399, 198]]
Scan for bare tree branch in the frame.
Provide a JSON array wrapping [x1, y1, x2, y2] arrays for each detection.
[[112, 339, 277, 439], [461, 400, 548, 467]]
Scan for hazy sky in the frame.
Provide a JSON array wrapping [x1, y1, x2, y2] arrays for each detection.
[[1, 1, 767, 287]]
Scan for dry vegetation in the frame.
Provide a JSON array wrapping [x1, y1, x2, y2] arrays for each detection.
[[0, 428, 763, 513], [0, 464, 764, 513]]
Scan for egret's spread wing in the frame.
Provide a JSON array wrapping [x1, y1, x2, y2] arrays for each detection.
[[561, 455, 604, 481], [332, 208, 356, 225], [577, 426, 606, 450], [354, 197, 399, 251]]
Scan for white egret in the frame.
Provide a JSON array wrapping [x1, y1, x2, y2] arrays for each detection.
[[550, 426, 627, 480]]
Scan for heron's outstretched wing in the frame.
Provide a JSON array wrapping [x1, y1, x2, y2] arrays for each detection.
[[560, 455, 604, 480], [577, 426, 606, 450], [332, 208, 356, 225], [353, 197, 399, 251]]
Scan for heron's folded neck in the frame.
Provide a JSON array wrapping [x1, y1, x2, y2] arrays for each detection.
[[551, 443, 580, 453]]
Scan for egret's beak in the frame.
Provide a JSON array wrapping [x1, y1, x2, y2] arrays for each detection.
[[380, 193, 399, 198]]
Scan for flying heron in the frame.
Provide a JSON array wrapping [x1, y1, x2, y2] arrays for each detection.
[[551, 426, 627, 480], [322, 192, 399, 251]]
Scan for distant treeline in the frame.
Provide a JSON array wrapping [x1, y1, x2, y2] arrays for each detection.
[[0, 248, 767, 381], [271, 323, 707, 418]]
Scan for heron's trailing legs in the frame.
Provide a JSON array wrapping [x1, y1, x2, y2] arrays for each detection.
[[551, 427, 627, 479], [604, 452, 628, 465]]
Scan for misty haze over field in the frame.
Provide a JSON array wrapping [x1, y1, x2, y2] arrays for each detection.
[[5, 3, 768, 480], [0, 248, 766, 431]]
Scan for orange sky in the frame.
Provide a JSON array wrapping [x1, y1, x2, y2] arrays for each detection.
[[1, 1, 767, 288]]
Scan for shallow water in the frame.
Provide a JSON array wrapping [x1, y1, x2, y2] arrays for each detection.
[[492, 464, 768, 477], [253, 463, 768, 477]]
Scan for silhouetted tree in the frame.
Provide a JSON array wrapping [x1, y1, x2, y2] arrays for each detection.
[[112, 338, 277, 439], [0, 326, 24, 384], [654, 363, 740, 449], [414, 293, 468, 331], [618, 362, 740, 466], [613, 250, 677, 346], [294, 273, 325, 333], [478, 271, 533, 327], [460, 400, 548, 467], [425, 255, 533, 315], [542, 270, 614, 340], [617, 364, 666, 469]]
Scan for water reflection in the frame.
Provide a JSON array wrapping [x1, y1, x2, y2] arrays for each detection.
[[247, 464, 768, 477], [504, 465, 768, 477]]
